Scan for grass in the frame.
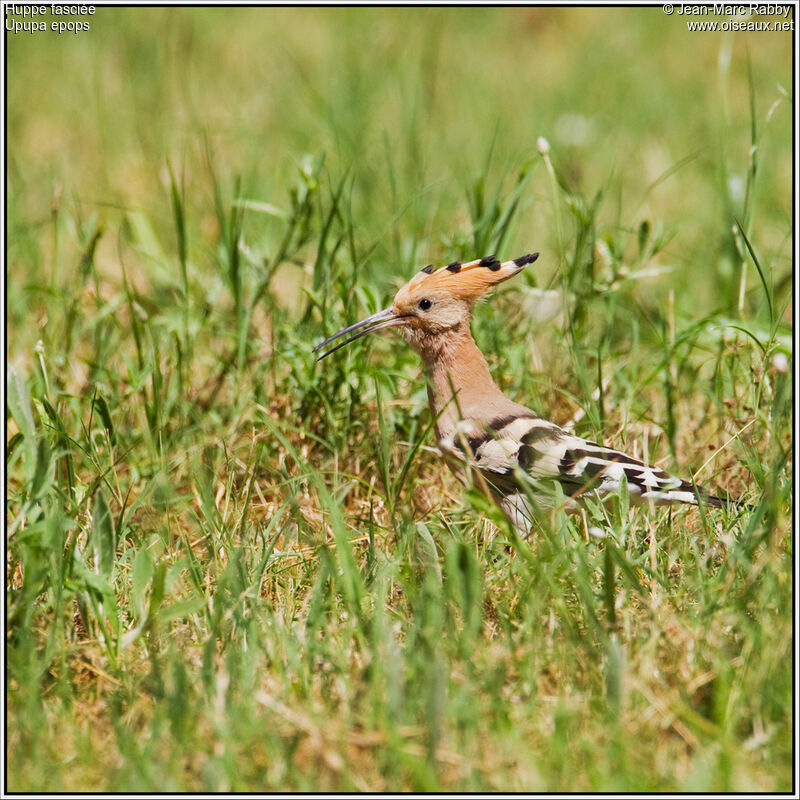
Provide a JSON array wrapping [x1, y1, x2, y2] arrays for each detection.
[[5, 6, 793, 793]]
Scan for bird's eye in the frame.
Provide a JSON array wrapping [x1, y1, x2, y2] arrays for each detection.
[[418, 298, 432, 311]]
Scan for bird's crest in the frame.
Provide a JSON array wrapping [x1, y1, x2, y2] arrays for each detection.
[[398, 253, 539, 303]]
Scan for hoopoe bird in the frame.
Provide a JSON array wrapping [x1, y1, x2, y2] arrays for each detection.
[[315, 254, 750, 533]]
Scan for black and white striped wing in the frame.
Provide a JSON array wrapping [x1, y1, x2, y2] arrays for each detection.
[[449, 414, 725, 509]]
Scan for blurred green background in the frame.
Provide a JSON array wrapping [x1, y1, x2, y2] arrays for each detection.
[[6, 6, 793, 793], [8, 6, 792, 333]]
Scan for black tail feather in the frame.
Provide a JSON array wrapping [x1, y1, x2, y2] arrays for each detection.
[[681, 480, 755, 513]]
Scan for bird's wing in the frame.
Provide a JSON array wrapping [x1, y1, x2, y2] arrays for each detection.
[[448, 415, 723, 508]]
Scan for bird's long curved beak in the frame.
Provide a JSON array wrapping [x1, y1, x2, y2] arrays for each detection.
[[314, 307, 407, 361]]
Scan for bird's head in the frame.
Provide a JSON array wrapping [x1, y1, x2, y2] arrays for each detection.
[[314, 253, 538, 360]]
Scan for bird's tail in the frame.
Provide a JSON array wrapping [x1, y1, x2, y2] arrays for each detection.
[[673, 479, 755, 513]]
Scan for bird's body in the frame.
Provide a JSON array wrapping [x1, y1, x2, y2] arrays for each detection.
[[316, 254, 749, 533]]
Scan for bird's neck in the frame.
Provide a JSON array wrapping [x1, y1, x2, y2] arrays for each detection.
[[413, 324, 518, 440]]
